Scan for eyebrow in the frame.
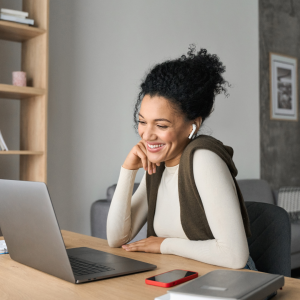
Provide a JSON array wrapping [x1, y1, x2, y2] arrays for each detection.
[[138, 113, 171, 123]]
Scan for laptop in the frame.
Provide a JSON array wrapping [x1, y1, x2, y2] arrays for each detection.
[[155, 270, 284, 300], [0, 179, 156, 283]]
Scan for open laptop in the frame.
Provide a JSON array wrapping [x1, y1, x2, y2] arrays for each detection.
[[0, 179, 156, 283]]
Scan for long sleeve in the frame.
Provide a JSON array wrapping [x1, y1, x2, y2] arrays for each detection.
[[160, 149, 249, 269], [106, 167, 148, 247]]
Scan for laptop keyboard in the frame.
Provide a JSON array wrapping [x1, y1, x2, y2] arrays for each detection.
[[68, 255, 115, 276]]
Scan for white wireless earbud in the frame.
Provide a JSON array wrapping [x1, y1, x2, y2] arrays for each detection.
[[188, 124, 197, 139]]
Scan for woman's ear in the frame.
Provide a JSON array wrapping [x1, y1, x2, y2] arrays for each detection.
[[195, 117, 202, 131]]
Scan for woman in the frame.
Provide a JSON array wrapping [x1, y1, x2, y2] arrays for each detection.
[[107, 45, 257, 270]]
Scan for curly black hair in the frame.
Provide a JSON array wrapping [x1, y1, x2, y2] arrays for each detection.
[[133, 44, 229, 131]]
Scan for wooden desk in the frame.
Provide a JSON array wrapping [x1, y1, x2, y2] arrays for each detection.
[[0, 230, 299, 299]]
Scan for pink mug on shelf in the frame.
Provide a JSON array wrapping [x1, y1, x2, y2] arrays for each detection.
[[12, 71, 27, 87]]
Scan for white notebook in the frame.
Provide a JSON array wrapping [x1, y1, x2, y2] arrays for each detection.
[[155, 270, 284, 300]]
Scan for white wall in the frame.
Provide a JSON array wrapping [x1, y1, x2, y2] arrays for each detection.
[[1, 0, 259, 236]]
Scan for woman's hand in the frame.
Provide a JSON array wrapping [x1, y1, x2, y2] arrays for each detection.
[[121, 236, 166, 253], [122, 140, 160, 174]]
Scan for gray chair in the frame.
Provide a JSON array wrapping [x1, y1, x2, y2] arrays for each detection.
[[245, 201, 291, 277], [238, 179, 300, 270], [91, 179, 295, 275]]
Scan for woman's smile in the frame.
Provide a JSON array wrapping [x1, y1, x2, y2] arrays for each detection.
[[146, 142, 166, 152]]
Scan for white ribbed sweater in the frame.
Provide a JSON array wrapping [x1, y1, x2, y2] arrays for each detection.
[[107, 149, 249, 269]]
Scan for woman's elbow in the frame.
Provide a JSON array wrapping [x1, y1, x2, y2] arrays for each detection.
[[106, 223, 123, 247], [228, 249, 249, 269], [106, 228, 125, 247], [106, 225, 130, 248], [107, 237, 122, 248]]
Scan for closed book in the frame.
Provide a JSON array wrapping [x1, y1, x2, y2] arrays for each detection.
[[0, 13, 34, 25], [2, 12, 26, 19], [0, 8, 29, 18], [163, 270, 284, 300]]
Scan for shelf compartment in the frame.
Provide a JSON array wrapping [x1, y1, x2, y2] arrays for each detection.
[[0, 84, 45, 99], [0, 20, 46, 42], [0, 151, 43, 155]]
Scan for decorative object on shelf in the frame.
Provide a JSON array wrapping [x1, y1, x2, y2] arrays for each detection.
[[0, 8, 34, 26], [0, 130, 8, 151], [12, 71, 27, 87], [270, 52, 298, 121]]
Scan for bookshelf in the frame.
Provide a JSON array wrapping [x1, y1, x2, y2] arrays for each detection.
[[0, 0, 49, 183]]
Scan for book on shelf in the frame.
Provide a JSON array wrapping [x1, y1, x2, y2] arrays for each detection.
[[0, 8, 34, 26], [0, 8, 29, 18], [0, 130, 9, 151], [0, 13, 34, 26]]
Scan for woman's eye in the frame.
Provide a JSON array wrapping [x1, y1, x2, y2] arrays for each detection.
[[138, 121, 167, 129]]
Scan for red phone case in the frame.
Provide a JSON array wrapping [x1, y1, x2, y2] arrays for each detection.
[[145, 269, 198, 288]]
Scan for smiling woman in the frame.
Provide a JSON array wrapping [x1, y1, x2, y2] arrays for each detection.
[[135, 94, 199, 170], [106, 45, 257, 270]]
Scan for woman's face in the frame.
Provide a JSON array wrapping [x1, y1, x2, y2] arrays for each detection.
[[138, 94, 199, 167]]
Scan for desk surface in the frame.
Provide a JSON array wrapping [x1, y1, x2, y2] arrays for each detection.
[[0, 230, 299, 300]]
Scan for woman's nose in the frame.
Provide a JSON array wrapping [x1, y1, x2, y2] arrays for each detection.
[[141, 125, 156, 140]]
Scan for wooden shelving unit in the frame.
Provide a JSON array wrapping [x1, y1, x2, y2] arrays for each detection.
[[0, 0, 49, 183], [0, 151, 43, 155], [0, 20, 46, 42], [0, 84, 45, 99]]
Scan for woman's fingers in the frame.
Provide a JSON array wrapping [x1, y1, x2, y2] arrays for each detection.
[[122, 240, 145, 252], [137, 140, 159, 175], [148, 159, 152, 175], [138, 141, 153, 175], [148, 162, 157, 175], [122, 236, 164, 254], [123, 245, 143, 252], [152, 162, 156, 174], [125, 241, 145, 248], [138, 141, 148, 155], [135, 147, 148, 171], [137, 142, 150, 172]]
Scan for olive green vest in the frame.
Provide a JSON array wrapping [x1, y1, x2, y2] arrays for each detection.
[[146, 135, 251, 240]]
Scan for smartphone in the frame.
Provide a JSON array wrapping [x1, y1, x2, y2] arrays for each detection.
[[145, 269, 198, 288]]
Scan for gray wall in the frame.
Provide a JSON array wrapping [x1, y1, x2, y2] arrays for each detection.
[[260, 0, 300, 190], [1, 0, 259, 235], [48, 0, 259, 235]]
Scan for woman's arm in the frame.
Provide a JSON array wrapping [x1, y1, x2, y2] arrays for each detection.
[[160, 149, 249, 269], [106, 167, 148, 247]]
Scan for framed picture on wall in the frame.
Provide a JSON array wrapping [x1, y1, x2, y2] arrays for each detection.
[[270, 52, 298, 121]]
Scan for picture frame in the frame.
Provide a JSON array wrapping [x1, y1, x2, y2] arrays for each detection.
[[270, 52, 298, 121]]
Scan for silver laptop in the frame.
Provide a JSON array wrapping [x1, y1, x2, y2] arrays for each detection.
[[0, 179, 156, 283]]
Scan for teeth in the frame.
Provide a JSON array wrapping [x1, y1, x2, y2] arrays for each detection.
[[149, 144, 164, 149]]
